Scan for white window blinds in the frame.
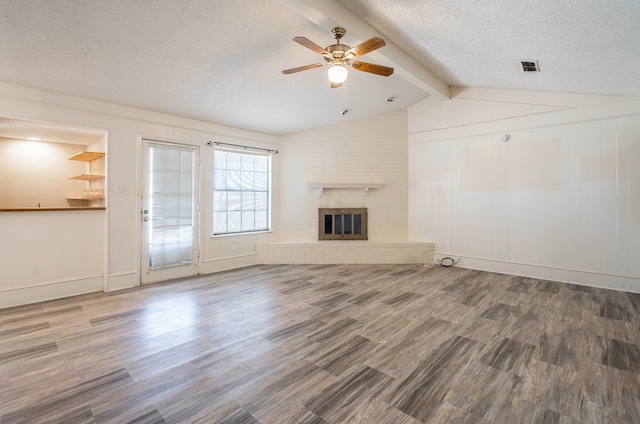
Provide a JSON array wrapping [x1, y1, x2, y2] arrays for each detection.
[[148, 142, 195, 269], [213, 149, 271, 235]]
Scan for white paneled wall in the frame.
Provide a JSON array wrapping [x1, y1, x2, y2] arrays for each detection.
[[277, 111, 408, 241], [0, 82, 278, 307], [0, 210, 104, 308], [409, 88, 640, 292]]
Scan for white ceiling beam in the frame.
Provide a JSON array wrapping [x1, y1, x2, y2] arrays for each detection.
[[280, 0, 450, 100]]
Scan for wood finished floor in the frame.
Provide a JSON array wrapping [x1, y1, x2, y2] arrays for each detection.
[[1, 264, 640, 423]]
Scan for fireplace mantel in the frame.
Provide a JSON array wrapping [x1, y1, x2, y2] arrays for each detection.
[[307, 182, 383, 197]]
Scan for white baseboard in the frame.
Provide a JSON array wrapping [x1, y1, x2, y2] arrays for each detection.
[[105, 271, 139, 292], [0, 275, 104, 309], [434, 253, 640, 293], [202, 253, 258, 274]]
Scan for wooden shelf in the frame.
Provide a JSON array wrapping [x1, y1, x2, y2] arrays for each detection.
[[307, 182, 384, 197], [68, 151, 105, 162], [70, 174, 105, 181], [0, 207, 106, 212], [67, 151, 105, 203]]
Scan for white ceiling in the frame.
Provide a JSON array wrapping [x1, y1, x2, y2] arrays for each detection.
[[0, 0, 638, 137], [0, 117, 105, 145]]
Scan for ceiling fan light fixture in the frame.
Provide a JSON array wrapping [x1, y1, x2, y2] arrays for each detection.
[[327, 65, 348, 83]]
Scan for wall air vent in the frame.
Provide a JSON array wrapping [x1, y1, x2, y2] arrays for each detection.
[[521, 61, 540, 72]]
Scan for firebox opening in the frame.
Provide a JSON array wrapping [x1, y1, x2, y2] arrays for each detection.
[[319, 208, 367, 240]]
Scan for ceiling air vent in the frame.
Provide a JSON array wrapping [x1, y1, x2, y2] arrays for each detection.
[[521, 61, 540, 72]]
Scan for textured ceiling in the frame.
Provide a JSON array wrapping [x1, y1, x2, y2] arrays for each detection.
[[340, 0, 640, 97], [0, 0, 638, 138]]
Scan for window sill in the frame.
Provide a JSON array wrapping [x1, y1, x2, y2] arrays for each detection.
[[212, 230, 273, 239]]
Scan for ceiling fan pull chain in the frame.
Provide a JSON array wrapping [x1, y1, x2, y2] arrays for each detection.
[[342, 80, 349, 116], [344, 81, 347, 108]]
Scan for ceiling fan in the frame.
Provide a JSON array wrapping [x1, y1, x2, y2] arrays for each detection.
[[282, 27, 394, 88]]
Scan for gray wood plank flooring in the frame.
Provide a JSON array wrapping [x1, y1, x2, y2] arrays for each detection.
[[1, 264, 640, 423]]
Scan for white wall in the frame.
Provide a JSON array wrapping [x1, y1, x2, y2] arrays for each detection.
[[277, 110, 409, 241], [408, 87, 640, 292], [0, 138, 88, 208], [8, 79, 639, 306], [0, 210, 104, 308], [0, 82, 278, 307]]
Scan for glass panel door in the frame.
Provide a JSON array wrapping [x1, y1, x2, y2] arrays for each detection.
[[141, 139, 199, 283]]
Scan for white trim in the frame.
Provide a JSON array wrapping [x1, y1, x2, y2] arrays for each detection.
[[434, 253, 640, 293], [0, 81, 280, 144], [202, 253, 257, 274], [105, 272, 139, 292], [408, 88, 640, 143], [212, 230, 273, 238], [0, 276, 104, 309]]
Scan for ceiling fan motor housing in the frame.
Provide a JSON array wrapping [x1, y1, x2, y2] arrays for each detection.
[[324, 44, 353, 64]]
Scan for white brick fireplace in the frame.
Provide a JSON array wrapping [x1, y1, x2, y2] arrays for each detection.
[[257, 110, 433, 265], [257, 185, 433, 265], [257, 240, 433, 264]]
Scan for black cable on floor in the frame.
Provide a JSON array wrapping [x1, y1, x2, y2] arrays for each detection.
[[438, 257, 461, 267]]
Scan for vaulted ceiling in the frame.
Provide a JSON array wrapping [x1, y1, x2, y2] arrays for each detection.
[[0, 0, 638, 136]]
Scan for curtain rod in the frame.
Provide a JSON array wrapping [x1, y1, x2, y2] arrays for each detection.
[[206, 140, 278, 154]]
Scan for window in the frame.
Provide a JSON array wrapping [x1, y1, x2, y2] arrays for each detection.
[[213, 149, 271, 235]]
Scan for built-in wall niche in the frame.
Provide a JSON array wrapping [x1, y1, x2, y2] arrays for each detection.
[[0, 118, 107, 209]]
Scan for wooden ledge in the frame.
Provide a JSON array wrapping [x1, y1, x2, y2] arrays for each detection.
[[0, 207, 106, 212], [307, 182, 383, 197]]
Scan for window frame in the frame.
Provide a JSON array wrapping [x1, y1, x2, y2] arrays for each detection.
[[212, 147, 272, 236]]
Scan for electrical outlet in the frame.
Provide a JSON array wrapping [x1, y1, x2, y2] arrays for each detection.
[[114, 183, 126, 193]]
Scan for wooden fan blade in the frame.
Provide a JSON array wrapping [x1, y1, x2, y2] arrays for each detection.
[[330, 82, 342, 89], [351, 61, 394, 76], [346, 37, 386, 57], [282, 63, 324, 74], [293, 37, 329, 55]]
